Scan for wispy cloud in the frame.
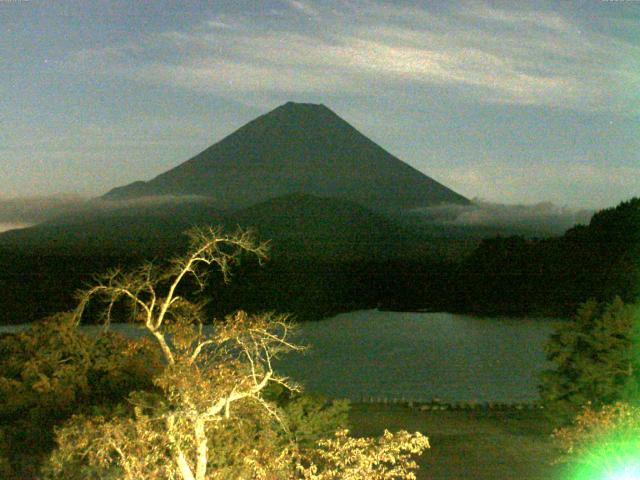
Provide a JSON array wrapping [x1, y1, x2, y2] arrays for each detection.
[[66, 0, 639, 113], [0, 195, 88, 224], [206, 19, 234, 30], [285, 0, 321, 18], [0, 195, 214, 226], [412, 200, 594, 235], [461, 2, 574, 33]]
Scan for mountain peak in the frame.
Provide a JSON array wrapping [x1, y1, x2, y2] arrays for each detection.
[[263, 101, 338, 123], [104, 103, 469, 211], [281, 101, 327, 109]]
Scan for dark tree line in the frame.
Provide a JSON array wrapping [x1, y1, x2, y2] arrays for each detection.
[[452, 197, 640, 316], [0, 197, 638, 324]]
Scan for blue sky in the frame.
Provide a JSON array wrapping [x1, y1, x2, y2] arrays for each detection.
[[1, 0, 638, 208]]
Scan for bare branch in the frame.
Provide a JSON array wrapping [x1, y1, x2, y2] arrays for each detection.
[[57, 227, 331, 480], [188, 340, 216, 365]]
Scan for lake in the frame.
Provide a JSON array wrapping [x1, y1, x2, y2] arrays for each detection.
[[0, 310, 558, 403], [276, 310, 557, 404]]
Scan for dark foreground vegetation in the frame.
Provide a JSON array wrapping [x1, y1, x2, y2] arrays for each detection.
[[456, 197, 640, 316]]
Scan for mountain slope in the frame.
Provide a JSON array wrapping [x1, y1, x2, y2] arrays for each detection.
[[0, 199, 224, 254], [0, 193, 430, 258], [226, 193, 431, 259], [105, 102, 469, 212]]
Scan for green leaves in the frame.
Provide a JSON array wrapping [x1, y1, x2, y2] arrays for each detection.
[[0, 314, 160, 477], [540, 298, 640, 426]]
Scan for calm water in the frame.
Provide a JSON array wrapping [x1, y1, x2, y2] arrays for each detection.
[[276, 310, 557, 403], [1, 310, 558, 403]]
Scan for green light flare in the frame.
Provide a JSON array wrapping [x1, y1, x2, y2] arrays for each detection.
[[568, 440, 640, 480], [605, 465, 640, 480]]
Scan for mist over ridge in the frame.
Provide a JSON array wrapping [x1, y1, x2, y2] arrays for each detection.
[[410, 199, 594, 235], [0, 102, 614, 240], [0, 193, 596, 238]]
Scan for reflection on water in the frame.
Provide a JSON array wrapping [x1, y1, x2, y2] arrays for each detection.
[[1, 310, 558, 403]]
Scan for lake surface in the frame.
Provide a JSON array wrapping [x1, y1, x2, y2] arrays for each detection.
[[1, 310, 558, 403], [276, 310, 557, 403]]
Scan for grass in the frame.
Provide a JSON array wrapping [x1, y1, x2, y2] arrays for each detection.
[[349, 403, 570, 480]]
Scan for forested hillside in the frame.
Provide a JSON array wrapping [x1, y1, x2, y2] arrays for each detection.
[[0, 198, 637, 323], [453, 197, 640, 316]]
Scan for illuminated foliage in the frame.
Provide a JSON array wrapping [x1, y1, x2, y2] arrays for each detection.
[[298, 429, 430, 480], [0, 314, 160, 477], [43, 227, 429, 480], [276, 389, 350, 448]]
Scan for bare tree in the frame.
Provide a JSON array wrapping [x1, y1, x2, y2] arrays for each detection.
[[64, 227, 302, 480], [46, 226, 429, 480]]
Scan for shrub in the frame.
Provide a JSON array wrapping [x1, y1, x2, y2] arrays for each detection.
[[539, 297, 640, 426], [0, 313, 161, 476]]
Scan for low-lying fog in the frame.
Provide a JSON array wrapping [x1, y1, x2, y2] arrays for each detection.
[[0, 223, 32, 233], [0, 194, 594, 236], [0, 194, 213, 229], [410, 199, 593, 235]]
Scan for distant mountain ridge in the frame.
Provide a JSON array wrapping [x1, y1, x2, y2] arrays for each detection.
[[0, 193, 430, 258], [227, 193, 431, 259], [0, 193, 437, 323], [105, 102, 469, 212]]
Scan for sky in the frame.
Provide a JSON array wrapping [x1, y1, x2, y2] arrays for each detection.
[[1, 0, 639, 209]]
